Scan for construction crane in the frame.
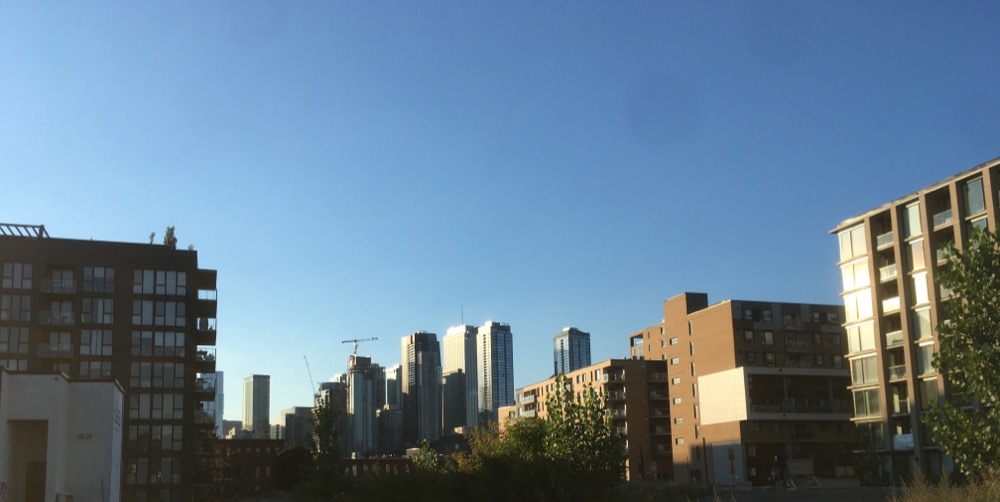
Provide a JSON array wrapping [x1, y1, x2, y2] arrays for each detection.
[[303, 355, 316, 396], [342, 337, 378, 356]]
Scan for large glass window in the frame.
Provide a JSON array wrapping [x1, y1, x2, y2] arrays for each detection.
[[916, 342, 936, 375], [853, 388, 882, 417], [83, 267, 115, 293], [81, 329, 113, 356], [907, 239, 926, 271], [841, 259, 870, 291], [843, 289, 874, 322], [857, 422, 886, 449], [851, 355, 879, 385], [2, 263, 32, 289], [920, 378, 939, 410], [82, 298, 115, 324], [912, 273, 929, 305], [903, 203, 922, 238], [133, 270, 187, 296], [839, 225, 868, 261], [847, 322, 876, 353], [0, 294, 31, 321], [0, 327, 29, 354], [965, 178, 986, 216], [912, 309, 933, 340]]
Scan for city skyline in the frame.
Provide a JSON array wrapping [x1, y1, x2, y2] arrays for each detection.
[[3, 2, 1000, 421]]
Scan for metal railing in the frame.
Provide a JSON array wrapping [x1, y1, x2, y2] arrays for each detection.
[[888, 365, 908, 380], [748, 398, 850, 414], [876, 232, 895, 249], [882, 296, 901, 313], [884, 330, 904, 346], [932, 209, 954, 228], [879, 264, 898, 282]]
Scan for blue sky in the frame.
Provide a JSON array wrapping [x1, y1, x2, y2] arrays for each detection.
[[2, 2, 999, 421]]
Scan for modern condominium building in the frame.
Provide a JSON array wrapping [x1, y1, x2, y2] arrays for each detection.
[[512, 358, 673, 481], [401, 331, 442, 445], [0, 224, 218, 501], [832, 156, 1000, 482], [345, 355, 386, 457], [442, 324, 478, 433], [243, 374, 271, 439], [629, 293, 853, 486], [553, 326, 591, 376], [477, 321, 514, 425]]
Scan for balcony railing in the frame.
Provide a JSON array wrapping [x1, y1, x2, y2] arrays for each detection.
[[876, 231, 895, 249], [884, 330, 904, 346], [607, 392, 626, 401], [649, 373, 668, 382], [879, 264, 898, 283], [40, 279, 75, 294], [520, 409, 536, 418], [785, 339, 808, 352], [195, 347, 217, 363], [882, 296, 901, 314], [195, 378, 216, 394], [194, 410, 216, 425], [519, 394, 536, 405], [652, 426, 670, 435], [609, 408, 626, 418], [748, 398, 850, 414], [651, 408, 669, 417], [649, 390, 669, 400], [39, 311, 75, 325], [888, 365, 908, 380], [37, 343, 74, 358], [932, 209, 954, 229], [893, 398, 911, 415]]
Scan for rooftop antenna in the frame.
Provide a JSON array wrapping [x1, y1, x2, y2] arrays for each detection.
[[341, 337, 378, 356]]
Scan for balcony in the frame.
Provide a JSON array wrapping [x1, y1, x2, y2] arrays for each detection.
[[882, 296, 901, 314], [892, 398, 911, 415], [785, 339, 808, 353], [520, 409, 536, 418], [783, 319, 805, 330], [652, 426, 671, 435], [876, 231, 895, 250], [195, 378, 217, 395], [194, 410, 216, 427], [888, 365, 908, 381], [519, 394, 536, 405], [607, 391, 626, 401], [40, 279, 75, 294], [38, 311, 75, 326], [196, 317, 217, 346], [748, 398, 850, 415], [884, 330, 904, 346], [195, 347, 217, 371], [651, 407, 669, 418], [932, 209, 954, 229], [649, 373, 667, 382], [609, 408, 626, 418], [936, 247, 952, 265], [37, 343, 74, 358], [879, 264, 898, 283], [649, 390, 669, 400], [654, 444, 671, 454]]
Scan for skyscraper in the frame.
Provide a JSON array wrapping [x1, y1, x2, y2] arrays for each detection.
[[243, 374, 271, 439], [0, 224, 219, 500], [832, 156, 1000, 481], [442, 324, 478, 433], [345, 355, 385, 457], [553, 326, 591, 375], [401, 331, 441, 445], [477, 321, 514, 425]]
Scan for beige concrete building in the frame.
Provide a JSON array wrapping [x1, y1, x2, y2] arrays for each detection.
[[512, 358, 673, 481], [629, 293, 853, 486], [832, 156, 1000, 482]]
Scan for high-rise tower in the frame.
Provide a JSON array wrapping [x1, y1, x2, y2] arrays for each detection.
[[243, 374, 271, 439], [476, 321, 514, 425], [553, 326, 591, 375], [442, 324, 478, 432], [401, 331, 441, 445]]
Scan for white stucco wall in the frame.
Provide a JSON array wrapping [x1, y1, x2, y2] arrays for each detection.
[[697, 367, 748, 425]]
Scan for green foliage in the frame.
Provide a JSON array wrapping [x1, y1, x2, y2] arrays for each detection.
[[291, 395, 344, 501], [925, 229, 1000, 477], [163, 226, 177, 249], [313, 394, 341, 462], [891, 470, 1000, 502], [274, 446, 313, 492]]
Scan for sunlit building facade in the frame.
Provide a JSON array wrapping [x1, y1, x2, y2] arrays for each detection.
[[477, 321, 514, 425], [832, 156, 1000, 482], [442, 324, 478, 433], [553, 326, 591, 375]]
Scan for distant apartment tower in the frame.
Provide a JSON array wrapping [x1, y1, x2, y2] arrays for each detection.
[[832, 156, 1000, 482], [442, 324, 478, 432], [317, 378, 349, 455], [0, 224, 218, 501], [553, 326, 591, 375], [477, 321, 514, 425], [243, 374, 271, 439], [280, 406, 315, 451], [629, 293, 853, 486], [345, 355, 386, 457], [384, 364, 402, 409], [513, 359, 673, 481], [401, 331, 442, 445]]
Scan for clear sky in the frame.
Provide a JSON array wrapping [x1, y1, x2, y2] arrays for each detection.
[[2, 2, 999, 422]]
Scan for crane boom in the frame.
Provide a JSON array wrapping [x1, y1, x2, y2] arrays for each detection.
[[341, 336, 378, 356], [303, 355, 316, 396]]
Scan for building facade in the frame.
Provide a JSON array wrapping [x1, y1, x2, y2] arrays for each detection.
[[345, 355, 385, 457], [553, 326, 591, 376], [202, 371, 224, 438], [401, 331, 441, 445], [629, 293, 854, 486], [512, 359, 672, 481], [477, 321, 514, 425], [832, 156, 1000, 481], [442, 324, 478, 433], [243, 374, 271, 439], [0, 225, 218, 501], [280, 406, 314, 451]]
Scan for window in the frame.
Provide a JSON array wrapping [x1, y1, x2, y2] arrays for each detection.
[[676, 437, 685, 445], [843, 289, 874, 322], [81, 330, 113, 356], [133, 270, 187, 296], [670, 357, 679, 365], [79, 360, 111, 378], [744, 308, 753, 320], [762, 331, 774, 346], [47, 332, 71, 357], [857, 422, 886, 449], [912, 272, 929, 305], [907, 239, 926, 271], [695, 424, 700, 438], [82, 298, 115, 324], [913, 309, 933, 340], [762, 310, 773, 323], [813, 333, 823, 345], [851, 355, 879, 385], [669, 337, 678, 345], [674, 417, 683, 424], [853, 388, 882, 417], [2, 263, 32, 289], [814, 354, 824, 366], [671, 377, 681, 385], [829, 334, 842, 346], [130, 362, 185, 389], [840, 258, 870, 291], [839, 225, 867, 261], [0, 327, 29, 353], [965, 177, 986, 215], [764, 352, 775, 367], [688, 321, 693, 336], [745, 352, 757, 364], [920, 378, 939, 410], [0, 294, 31, 321], [129, 393, 184, 420], [83, 267, 115, 293], [692, 383, 698, 397], [673, 397, 682, 405], [689, 342, 695, 356], [690, 362, 696, 376], [743, 330, 754, 342], [847, 322, 876, 353], [916, 342, 936, 375], [132, 301, 186, 327], [832, 355, 843, 368], [0, 359, 27, 371]]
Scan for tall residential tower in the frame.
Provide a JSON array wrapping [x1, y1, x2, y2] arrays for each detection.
[[243, 374, 271, 439], [401, 331, 441, 445], [553, 326, 591, 375], [442, 324, 478, 432], [477, 321, 514, 425]]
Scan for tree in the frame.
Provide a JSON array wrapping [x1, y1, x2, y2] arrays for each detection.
[[163, 226, 177, 250], [313, 393, 341, 462], [925, 228, 1000, 478], [291, 394, 344, 501]]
